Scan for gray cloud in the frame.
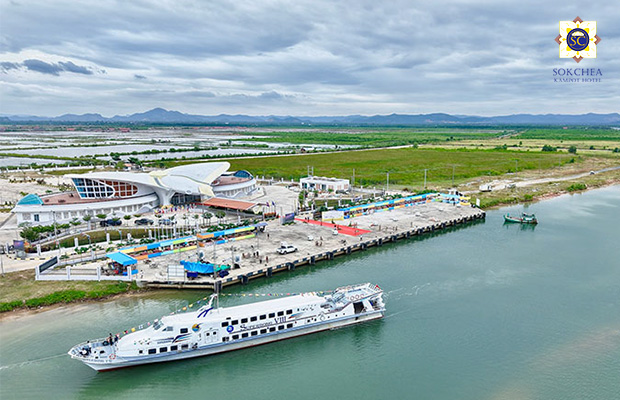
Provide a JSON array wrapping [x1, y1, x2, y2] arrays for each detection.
[[0, 0, 618, 116], [2, 59, 95, 75], [23, 59, 64, 75], [58, 61, 93, 75], [0, 62, 20, 72]]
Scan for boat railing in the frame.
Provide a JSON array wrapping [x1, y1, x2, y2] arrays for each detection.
[[69, 337, 115, 354]]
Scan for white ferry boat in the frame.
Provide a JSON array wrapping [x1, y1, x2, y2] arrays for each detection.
[[69, 283, 385, 371]]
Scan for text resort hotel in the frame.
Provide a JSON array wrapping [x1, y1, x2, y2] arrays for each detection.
[[12, 162, 257, 225]]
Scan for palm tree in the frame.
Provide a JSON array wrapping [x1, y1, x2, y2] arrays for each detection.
[[83, 215, 92, 230], [215, 211, 226, 225]]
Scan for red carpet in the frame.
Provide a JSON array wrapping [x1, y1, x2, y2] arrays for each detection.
[[295, 218, 372, 236]]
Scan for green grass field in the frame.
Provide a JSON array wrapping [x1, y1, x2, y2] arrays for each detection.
[[163, 148, 575, 189], [514, 128, 620, 141], [237, 128, 506, 147]]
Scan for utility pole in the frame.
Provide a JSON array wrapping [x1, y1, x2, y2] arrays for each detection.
[[452, 165, 455, 186], [1, 245, 5, 277], [424, 169, 428, 190], [352, 168, 355, 187], [386, 171, 389, 193]]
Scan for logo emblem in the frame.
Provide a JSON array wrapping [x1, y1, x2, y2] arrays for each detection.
[[555, 17, 601, 63], [192, 323, 201, 332], [226, 325, 234, 333]]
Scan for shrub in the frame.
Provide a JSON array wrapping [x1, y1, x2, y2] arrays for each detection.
[[566, 183, 587, 192], [568, 145, 577, 154], [542, 145, 557, 152], [0, 300, 24, 312]]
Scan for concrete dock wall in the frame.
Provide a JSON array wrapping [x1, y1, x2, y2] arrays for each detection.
[[145, 208, 485, 290]]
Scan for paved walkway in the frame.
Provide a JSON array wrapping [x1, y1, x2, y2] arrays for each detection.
[[294, 218, 371, 236]]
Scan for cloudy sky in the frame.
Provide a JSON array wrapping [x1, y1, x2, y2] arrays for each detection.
[[1, 0, 618, 117]]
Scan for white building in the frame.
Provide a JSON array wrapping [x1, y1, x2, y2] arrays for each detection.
[[300, 176, 350, 192], [12, 162, 257, 225]]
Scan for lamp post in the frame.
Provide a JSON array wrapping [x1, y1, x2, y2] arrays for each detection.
[[52, 210, 60, 258], [82, 233, 93, 259]]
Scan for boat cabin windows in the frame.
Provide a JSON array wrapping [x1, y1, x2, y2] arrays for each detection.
[[148, 349, 156, 355], [231, 320, 239, 325], [259, 315, 267, 320], [250, 316, 257, 322], [164, 326, 174, 332], [232, 334, 239, 340], [268, 313, 275, 318], [278, 325, 285, 331], [260, 329, 267, 334], [277, 311, 284, 317], [269, 327, 276, 332], [138, 350, 143, 354], [241, 333, 249, 338], [171, 345, 178, 351], [221, 321, 229, 327], [153, 320, 163, 330], [241, 318, 248, 323], [180, 328, 188, 334], [251, 331, 258, 336], [286, 309, 293, 315], [181, 344, 189, 350], [222, 337, 229, 342], [287, 323, 293, 329], [159, 347, 168, 353]]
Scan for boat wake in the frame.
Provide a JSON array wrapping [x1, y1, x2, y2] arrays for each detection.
[[0, 354, 65, 371]]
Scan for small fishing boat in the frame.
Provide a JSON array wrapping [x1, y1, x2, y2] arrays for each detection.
[[504, 212, 538, 224], [68, 283, 385, 371]]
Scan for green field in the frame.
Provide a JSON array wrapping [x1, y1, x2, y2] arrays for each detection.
[[514, 128, 620, 141], [162, 148, 575, 189], [238, 128, 506, 147]]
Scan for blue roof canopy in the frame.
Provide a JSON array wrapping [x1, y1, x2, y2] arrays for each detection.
[[106, 252, 137, 266]]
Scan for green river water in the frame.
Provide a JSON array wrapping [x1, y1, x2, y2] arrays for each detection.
[[1, 186, 619, 400]]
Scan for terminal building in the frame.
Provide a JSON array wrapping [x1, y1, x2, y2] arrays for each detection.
[[12, 162, 257, 225], [300, 176, 350, 192]]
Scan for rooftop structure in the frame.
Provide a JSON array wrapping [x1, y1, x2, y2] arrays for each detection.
[[12, 162, 257, 225]]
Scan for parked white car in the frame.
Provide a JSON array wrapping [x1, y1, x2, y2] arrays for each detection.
[[277, 244, 298, 254]]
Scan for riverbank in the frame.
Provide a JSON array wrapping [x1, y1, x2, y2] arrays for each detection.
[[0, 269, 143, 315], [474, 165, 620, 209]]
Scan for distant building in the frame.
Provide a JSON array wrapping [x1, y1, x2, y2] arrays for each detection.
[[12, 162, 257, 225], [300, 176, 350, 192]]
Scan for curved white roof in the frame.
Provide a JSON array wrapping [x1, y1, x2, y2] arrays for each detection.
[[66, 162, 231, 198]]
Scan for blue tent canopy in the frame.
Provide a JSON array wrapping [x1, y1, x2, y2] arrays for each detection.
[[106, 252, 137, 266], [181, 260, 229, 274]]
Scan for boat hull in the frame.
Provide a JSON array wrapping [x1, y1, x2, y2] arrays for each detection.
[[83, 310, 384, 371], [504, 216, 537, 224]]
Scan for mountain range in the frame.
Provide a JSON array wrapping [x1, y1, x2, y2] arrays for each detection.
[[2, 108, 620, 125]]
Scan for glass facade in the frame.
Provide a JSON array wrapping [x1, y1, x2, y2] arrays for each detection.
[[72, 178, 137, 199], [171, 193, 201, 205]]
